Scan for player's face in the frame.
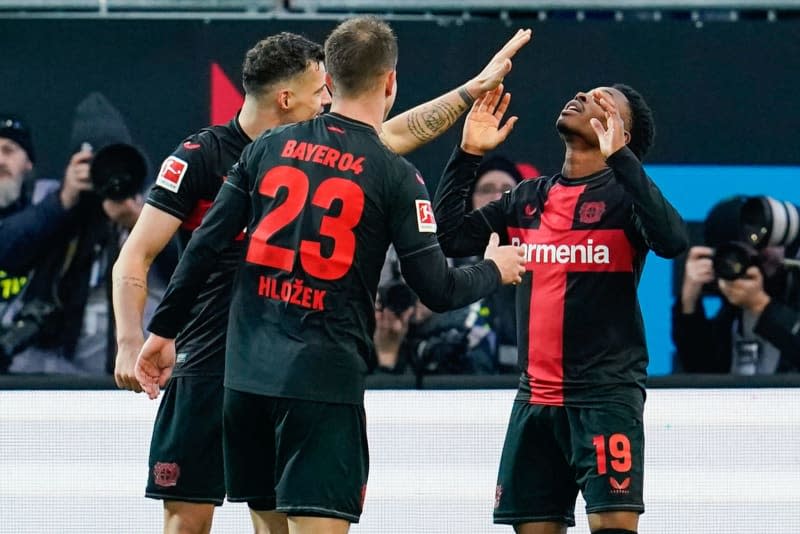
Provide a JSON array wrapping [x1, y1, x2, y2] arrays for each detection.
[[555, 86, 632, 143], [285, 60, 332, 124], [472, 170, 517, 210], [0, 137, 31, 208]]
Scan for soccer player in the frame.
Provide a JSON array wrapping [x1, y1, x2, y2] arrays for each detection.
[[434, 85, 688, 534], [135, 16, 527, 534], [115, 27, 531, 534]]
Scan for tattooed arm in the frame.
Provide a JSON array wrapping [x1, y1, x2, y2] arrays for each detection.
[[380, 28, 531, 155], [112, 204, 182, 392]]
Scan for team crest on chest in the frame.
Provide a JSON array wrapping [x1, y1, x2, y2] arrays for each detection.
[[578, 201, 606, 224]]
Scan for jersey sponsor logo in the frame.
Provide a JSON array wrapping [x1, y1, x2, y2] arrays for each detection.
[[183, 141, 201, 150], [415, 199, 437, 233], [609, 476, 631, 494], [153, 462, 180, 487], [511, 237, 610, 265], [258, 275, 327, 311], [280, 139, 364, 175], [578, 200, 606, 224], [156, 156, 189, 193]]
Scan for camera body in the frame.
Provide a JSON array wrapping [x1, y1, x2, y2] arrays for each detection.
[[0, 298, 62, 371], [90, 143, 147, 201], [708, 195, 800, 281], [376, 279, 417, 315]]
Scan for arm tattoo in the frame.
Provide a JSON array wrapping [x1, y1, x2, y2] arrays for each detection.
[[458, 85, 476, 106], [405, 100, 469, 143], [114, 275, 146, 290]]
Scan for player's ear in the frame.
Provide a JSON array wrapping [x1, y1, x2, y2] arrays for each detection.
[[384, 70, 396, 98], [325, 73, 335, 97], [623, 130, 631, 145], [277, 88, 291, 111]]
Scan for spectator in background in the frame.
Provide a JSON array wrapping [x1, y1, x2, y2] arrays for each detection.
[[672, 196, 800, 374], [456, 154, 528, 372], [0, 95, 160, 374], [0, 113, 94, 372], [375, 155, 530, 377]]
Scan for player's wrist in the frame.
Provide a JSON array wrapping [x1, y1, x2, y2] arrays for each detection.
[[460, 83, 478, 105], [460, 141, 487, 157]]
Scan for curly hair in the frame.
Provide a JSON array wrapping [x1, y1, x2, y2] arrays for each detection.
[[613, 83, 655, 161], [242, 32, 325, 96]]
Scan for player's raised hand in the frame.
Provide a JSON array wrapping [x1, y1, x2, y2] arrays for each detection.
[[465, 28, 532, 97], [461, 85, 518, 156], [484, 232, 526, 285], [135, 333, 176, 400], [589, 90, 628, 158]]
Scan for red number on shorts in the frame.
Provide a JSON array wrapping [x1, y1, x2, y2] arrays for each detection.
[[592, 433, 632, 475], [245, 166, 364, 280]]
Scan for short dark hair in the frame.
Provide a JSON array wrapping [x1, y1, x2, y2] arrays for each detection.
[[324, 16, 398, 97], [242, 32, 325, 96], [613, 83, 655, 161]]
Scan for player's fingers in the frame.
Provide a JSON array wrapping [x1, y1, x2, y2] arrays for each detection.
[[494, 92, 512, 119], [487, 85, 503, 112], [159, 366, 173, 389], [498, 116, 518, 140], [142, 382, 160, 400], [500, 28, 532, 57], [488, 232, 500, 248], [589, 118, 606, 138]]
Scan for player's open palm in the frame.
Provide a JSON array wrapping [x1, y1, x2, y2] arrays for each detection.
[[135, 333, 176, 400], [484, 232, 526, 285], [461, 85, 518, 156], [470, 28, 532, 95]]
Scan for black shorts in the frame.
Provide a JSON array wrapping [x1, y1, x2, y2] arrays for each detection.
[[146, 375, 225, 505], [493, 401, 645, 526], [223, 388, 369, 523]]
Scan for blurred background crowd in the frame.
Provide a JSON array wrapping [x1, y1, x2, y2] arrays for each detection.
[[1, 0, 799, 381]]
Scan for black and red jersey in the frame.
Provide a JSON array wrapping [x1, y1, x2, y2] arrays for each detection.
[[146, 117, 251, 376], [435, 146, 688, 409], [148, 113, 502, 404]]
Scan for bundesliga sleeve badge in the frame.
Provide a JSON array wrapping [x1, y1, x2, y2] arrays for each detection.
[[415, 199, 437, 233], [156, 156, 189, 193]]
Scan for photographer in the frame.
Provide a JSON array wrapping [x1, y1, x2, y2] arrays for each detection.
[[1, 95, 153, 374], [373, 247, 506, 376], [673, 196, 800, 374]]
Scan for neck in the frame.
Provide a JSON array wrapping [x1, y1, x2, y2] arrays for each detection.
[[329, 91, 385, 133], [560, 144, 608, 179], [238, 95, 282, 140]]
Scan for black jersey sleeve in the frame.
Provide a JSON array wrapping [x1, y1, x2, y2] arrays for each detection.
[[607, 146, 689, 259], [146, 135, 211, 221], [147, 159, 251, 338], [387, 157, 501, 313], [754, 300, 800, 368], [433, 146, 510, 257]]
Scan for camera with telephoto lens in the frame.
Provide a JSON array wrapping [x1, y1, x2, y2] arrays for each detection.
[[0, 299, 63, 373], [711, 196, 800, 281], [89, 143, 147, 201], [377, 279, 417, 315]]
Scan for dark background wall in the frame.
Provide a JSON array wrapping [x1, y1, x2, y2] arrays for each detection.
[[2, 15, 798, 373], [2, 16, 799, 182]]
